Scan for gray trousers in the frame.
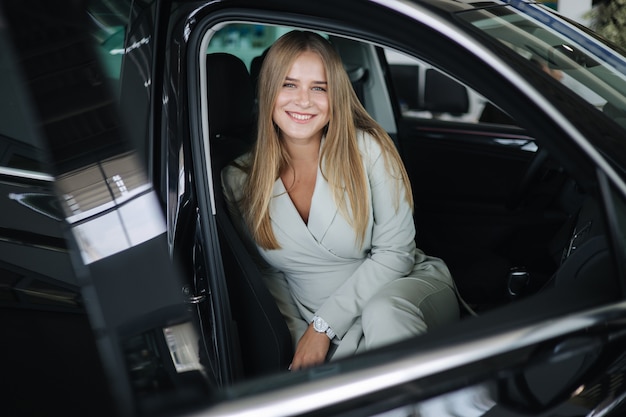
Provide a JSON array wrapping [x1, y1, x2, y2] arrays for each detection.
[[330, 276, 460, 360]]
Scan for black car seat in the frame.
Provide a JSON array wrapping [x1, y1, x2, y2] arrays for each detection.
[[206, 52, 293, 377], [250, 47, 268, 100]]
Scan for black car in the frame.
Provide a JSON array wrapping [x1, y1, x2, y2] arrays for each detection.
[[3, 0, 626, 416]]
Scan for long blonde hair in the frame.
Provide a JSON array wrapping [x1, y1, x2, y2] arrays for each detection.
[[241, 30, 412, 249]]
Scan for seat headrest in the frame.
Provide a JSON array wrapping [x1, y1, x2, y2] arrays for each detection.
[[250, 47, 269, 97], [423, 69, 469, 115], [206, 53, 254, 138]]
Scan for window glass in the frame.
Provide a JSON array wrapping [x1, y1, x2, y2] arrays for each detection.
[[206, 24, 324, 71], [459, 5, 626, 130], [205, 22, 523, 135], [208, 24, 285, 70], [384, 48, 512, 125], [205, 23, 398, 131]]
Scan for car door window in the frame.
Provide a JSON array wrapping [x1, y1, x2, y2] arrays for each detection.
[[205, 23, 398, 134], [384, 48, 517, 126], [205, 23, 504, 130], [207, 24, 298, 70], [199, 19, 604, 328], [383, 47, 539, 155], [194, 13, 624, 401], [458, 6, 624, 128]]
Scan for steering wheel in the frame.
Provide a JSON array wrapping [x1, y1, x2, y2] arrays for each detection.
[[506, 148, 549, 210]]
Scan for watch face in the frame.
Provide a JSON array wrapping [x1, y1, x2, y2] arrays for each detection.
[[314, 317, 327, 332]]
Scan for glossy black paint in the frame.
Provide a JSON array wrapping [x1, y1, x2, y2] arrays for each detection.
[[2, 1, 208, 415]]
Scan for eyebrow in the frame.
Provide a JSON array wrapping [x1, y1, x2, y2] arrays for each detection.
[[285, 76, 327, 85]]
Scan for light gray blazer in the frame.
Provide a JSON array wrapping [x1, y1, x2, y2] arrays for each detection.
[[222, 131, 453, 359]]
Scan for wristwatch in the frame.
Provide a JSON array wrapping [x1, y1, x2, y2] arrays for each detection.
[[312, 315, 336, 340]]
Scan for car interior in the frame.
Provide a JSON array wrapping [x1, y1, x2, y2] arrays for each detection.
[[196, 22, 622, 382]]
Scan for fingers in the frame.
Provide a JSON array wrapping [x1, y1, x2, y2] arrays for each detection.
[[290, 351, 325, 370], [290, 324, 331, 371]]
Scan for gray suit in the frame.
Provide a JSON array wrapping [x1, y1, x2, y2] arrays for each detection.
[[222, 131, 459, 361]]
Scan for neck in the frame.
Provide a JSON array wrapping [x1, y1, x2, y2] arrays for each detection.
[[282, 135, 321, 162]]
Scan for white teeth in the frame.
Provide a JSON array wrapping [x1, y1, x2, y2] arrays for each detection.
[[289, 112, 312, 121]]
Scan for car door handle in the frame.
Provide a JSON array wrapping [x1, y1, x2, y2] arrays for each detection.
[[186, 294, 206, 304], [182, 285, 207, 304]]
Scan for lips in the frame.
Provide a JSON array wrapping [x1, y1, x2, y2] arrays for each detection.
[[287, 111, 314, 121]]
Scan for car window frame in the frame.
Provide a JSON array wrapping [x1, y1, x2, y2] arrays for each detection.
[[190, 3, 626, 333]]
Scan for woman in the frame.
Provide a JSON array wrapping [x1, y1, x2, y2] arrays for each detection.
[[222, 30, 459, 370]]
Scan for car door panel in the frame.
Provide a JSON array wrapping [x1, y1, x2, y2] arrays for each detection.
[[1, 2, 214, 416], [397, 118, 570, 305]]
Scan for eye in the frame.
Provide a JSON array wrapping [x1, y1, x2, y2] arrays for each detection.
[[283, 82, 296, 88], [312, 86, 327, 92]]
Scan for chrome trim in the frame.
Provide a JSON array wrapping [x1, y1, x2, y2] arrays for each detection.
[[186, 294, 207, 304], [13, 287, 79, 305], [592, 388, 626, 417], [199, 28, 216, 216], [0, 235, 67, 253], [187, 300, 626, 417], [0, 166, 53, 182]]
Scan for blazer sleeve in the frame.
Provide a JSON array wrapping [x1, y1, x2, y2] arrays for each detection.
[[315, 139, 420, 339], [221, 163, 309, 346]]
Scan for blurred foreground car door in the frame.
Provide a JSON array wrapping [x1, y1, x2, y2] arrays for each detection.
[[1, 1, 212, 416]]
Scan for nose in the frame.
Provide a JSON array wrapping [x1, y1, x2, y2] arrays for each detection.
[[295, 88, 310, 107]]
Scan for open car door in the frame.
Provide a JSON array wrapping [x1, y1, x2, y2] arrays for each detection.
[[0, 1, 211, 416]]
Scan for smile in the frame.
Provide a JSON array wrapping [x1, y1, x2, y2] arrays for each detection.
[[287, 112, 313, 121]]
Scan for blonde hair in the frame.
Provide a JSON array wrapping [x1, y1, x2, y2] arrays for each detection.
[[241, 30, 412, 249]]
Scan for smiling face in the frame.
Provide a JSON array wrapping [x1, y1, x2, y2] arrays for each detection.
[[272, 50, 330, 145]]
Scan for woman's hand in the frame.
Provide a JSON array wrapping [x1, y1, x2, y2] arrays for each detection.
[[290, 323, 331, 370]]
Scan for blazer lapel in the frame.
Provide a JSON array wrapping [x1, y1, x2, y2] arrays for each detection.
[[307, 165, 339, 243], [269, 179, 314, 245], [269, 166, 339, 245]]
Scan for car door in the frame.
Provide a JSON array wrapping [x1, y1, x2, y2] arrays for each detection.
[[0, 21, 116, 417], [379, 48, 572, 308], [1, 1, 213, 416], [164, 0, 626, 414]]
